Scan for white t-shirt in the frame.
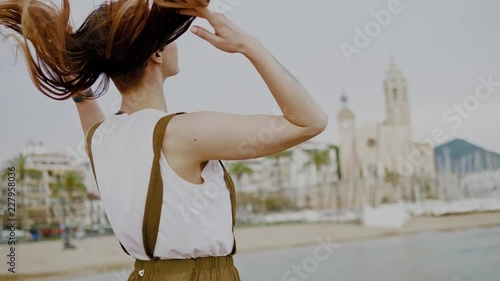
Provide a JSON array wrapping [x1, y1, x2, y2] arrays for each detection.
[[89, 108, 234, 260]]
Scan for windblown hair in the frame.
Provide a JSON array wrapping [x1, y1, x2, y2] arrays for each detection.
[[0, 0, 209, 100]]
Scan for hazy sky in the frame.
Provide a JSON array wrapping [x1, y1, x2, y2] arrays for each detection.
[[1, 0, 500, 164]]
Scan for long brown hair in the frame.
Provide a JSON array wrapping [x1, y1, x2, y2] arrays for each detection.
[[0, 0, 209, 100]]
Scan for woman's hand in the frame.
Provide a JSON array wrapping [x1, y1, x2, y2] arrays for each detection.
[[178, 7, 260, 55], [170, 7, 328, 163]]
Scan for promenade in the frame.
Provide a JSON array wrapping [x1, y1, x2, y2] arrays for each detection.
[[2, 212, 500, 281]]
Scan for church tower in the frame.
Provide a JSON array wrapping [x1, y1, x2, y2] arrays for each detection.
[[380, 58, 413, 173], [384, 57, 411, 126], [338, 90, 355, 132], [337, 89, 359, 180]]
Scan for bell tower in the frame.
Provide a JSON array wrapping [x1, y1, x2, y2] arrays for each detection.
[[384, 57, 410, 126]]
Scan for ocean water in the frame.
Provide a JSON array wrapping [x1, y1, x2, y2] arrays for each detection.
[[69, 227, 500, 281]]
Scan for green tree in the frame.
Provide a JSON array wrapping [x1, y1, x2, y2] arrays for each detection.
[[327, 145, 342, 210], [384, 169, 400, 187], [87, 193, 101, 231], [229, 161, 254, 184], [229, 162, 255, 212], [385, 169, 401, 201], [63, 171, 87, 216], [48, 180, 62, 229], [327, 145, 342, 181], [51, 171, 86, 245], [264, 194, 294, 213]]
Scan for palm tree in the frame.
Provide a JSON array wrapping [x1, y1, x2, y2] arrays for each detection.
[[229, 161, 254, 185], [49, 178, 62, 230], [63, 171, 87, 215], [51, 170, 86, 246], [303, 149, 331, 210], [384, 168, 401, 202], [229, 162, 254, 212], [64, 170, 87, 243], [327, 145, 342, 210], [327, 145, 342, 181], [87, 193, 101, 234]]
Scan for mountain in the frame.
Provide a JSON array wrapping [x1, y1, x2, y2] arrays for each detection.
[[434, 139, 500, 174]]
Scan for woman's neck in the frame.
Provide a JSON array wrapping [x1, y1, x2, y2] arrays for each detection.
[[119, 84, 167, 115]]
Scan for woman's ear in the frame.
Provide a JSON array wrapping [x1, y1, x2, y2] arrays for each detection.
[[150, 51, 162, 64]]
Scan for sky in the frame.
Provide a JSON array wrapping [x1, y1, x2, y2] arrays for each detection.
[[1, 0, 500, 164]]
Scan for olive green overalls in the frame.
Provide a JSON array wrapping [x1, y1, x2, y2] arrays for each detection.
[[86, 113, 240, 281]]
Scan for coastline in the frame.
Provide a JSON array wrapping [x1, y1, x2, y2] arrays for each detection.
[[2, 212, 500, 281]]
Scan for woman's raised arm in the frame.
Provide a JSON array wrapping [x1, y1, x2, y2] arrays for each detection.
[[72, 91, 106, 137], [168, 8, 328, 162]]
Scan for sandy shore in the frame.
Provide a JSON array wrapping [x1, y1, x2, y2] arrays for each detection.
[[2, 212, 500, 281]]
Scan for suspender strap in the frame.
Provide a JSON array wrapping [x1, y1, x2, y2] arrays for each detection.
[[86, 113, 239, 259], [218, 160, 238, 255], [86, 121, 105, 192], [143, 112, 186, 260], [86, 120, 131, 257]]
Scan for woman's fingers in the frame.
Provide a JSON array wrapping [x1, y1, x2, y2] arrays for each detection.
[[194, 7, 225, 27], [190, 25, 222, 45], [177, 7, 224, 45], [180, 6, 256, 54]]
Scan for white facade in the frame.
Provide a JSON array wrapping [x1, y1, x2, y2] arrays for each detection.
[[228, 141, 340, 209], [338, 60, 435, 181], [1, 141, 108, 230]]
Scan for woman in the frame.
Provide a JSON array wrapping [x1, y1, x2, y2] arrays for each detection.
[[0, 0, 328, 280]]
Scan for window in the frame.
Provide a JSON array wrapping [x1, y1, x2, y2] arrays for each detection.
[[368, 165, 377, 177], [367, 138, 377, 148]]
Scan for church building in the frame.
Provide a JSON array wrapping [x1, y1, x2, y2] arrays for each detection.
[[337, 59, 435, 181]]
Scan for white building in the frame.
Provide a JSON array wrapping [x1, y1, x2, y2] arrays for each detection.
[[337, 59, 435, 182], [227, 141, 340, 210], [1, 141, 108, 231]]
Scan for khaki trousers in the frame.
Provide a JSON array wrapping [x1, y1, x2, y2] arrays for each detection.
[[128, 256, 241, 281]]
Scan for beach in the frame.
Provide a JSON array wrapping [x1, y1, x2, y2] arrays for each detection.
[[2, 212, 500, 281]]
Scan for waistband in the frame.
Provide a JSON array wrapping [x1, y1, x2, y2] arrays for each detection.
[[134, 256, 235, 272]]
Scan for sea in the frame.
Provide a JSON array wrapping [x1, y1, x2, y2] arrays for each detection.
[[67, 227, 500, 281]]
